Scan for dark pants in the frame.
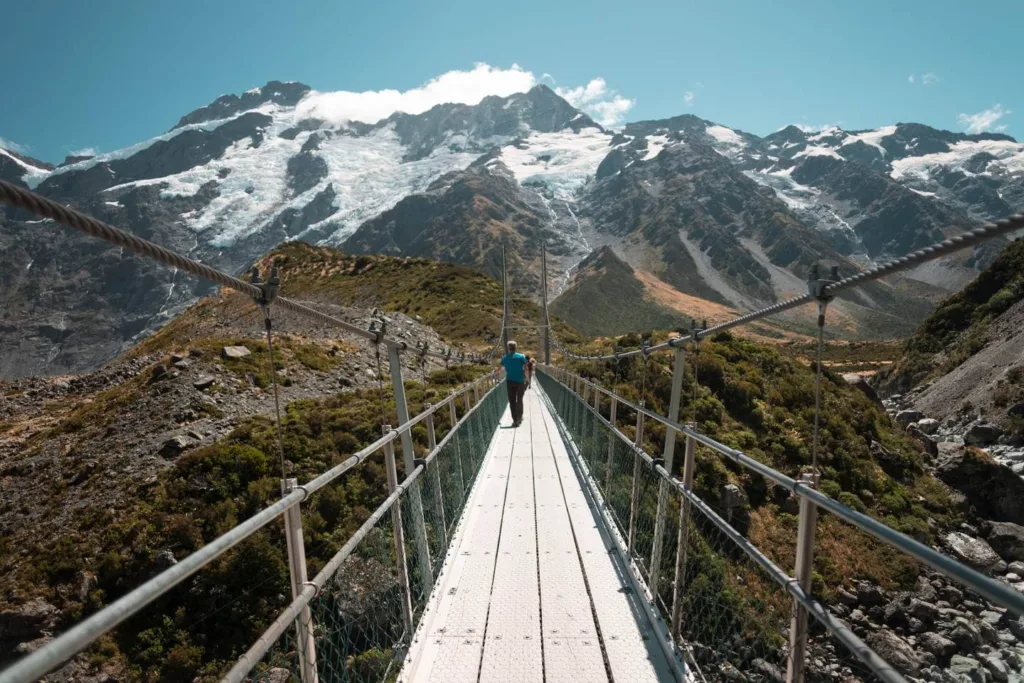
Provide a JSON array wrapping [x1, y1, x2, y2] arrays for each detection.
[[506, 381, 525, 423]]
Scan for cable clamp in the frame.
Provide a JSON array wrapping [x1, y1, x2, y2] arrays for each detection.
[[248, 266, 280, 306]]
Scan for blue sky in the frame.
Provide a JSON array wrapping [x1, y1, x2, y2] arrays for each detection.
[[2, 0, 1021, 163]]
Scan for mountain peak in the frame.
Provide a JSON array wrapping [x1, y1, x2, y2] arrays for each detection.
[[172, 80, 312, 130]]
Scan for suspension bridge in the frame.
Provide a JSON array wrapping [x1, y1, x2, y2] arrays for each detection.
[[1, 178, 1024, 683]]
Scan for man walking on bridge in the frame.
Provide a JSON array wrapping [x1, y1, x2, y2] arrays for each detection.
[[500, 341, 528, 427]]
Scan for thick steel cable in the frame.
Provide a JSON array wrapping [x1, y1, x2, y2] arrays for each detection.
[[0, 179, 463, 360], [552, 212, 1024, 361]]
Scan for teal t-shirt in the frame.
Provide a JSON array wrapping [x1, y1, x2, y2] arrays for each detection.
[[501, 352, 528, 383]]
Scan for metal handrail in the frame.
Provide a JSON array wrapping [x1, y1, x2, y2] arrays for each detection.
[[549, 213, 1024, 363], [541, 372, 904, 683], [223, 378, 503, 681], [545, 368, 1024, 617], [0, 376, 489, 683]]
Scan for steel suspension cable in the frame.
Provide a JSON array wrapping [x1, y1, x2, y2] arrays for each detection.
[[549, 212, 1024, 362], [0, 180, 464, 360]]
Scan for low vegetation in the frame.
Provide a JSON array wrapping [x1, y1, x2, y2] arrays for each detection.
[[6, 364, 489, 681], [568, 328, 958, 596]]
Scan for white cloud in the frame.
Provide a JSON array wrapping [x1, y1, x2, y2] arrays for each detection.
[[555, 77, 634, 128], [0, 136, 29, 154], [958, 104, 1011, 134], [69, 147, 98, 157], [296, 63, 537, 125], [908, 74, 915, 84], [922, 72, 940, 86], [684, 91, 695, 107], [294, 64, 634, 130]]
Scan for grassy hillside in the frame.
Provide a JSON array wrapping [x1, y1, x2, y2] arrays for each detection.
[[564, 330, 958, 596], [880, 238, 1024, 393], [551, 247, 689, 336]]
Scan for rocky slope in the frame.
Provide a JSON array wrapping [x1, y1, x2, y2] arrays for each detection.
[[549, 246, 688, 336], [0, 82, 599, 378], [0, 247, 509, 679], [5, 80, 1023, 377], [878, 238, 1024, 433]]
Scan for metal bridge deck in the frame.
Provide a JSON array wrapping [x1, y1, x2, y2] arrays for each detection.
[[400, 388, 675, 683]]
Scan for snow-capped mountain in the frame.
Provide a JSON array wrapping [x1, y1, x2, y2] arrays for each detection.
[[3, 79, 1023, 377]]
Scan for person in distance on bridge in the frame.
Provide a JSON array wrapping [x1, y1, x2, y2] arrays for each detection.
[[500, 341, 528, 427], [524, 355, 535, 390]]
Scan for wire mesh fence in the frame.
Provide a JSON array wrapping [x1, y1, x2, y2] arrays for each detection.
[[538, 370, 796, 683], [232, 383, 507, 683]]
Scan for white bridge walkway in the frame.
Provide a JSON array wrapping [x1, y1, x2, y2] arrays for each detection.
[[400, 387, 676, 683]]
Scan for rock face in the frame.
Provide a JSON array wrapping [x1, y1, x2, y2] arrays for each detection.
[[934, 443, 1024, 525], [843, 373, 884, 407], [896, 409, 924, 427], [0, 598, 59, 652], [965, 421, 1004, 445], [221, 346, 252, 360], [985, 521, 1024, 562], [945, 531, 1003, 571], [866, 629, 921, 675]]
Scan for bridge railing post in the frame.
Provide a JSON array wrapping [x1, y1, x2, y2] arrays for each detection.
[[383, 429, 416, 637], [670, 432, 697, 639], [787, 472, 820, 683], [425, 404, 447, 549], [281, 479, 318, 683], [650, 346, 686, 599], [627, 401, 645, 554], [448, 396, 466, 494], [604, 397, 618, 493], [386, 345, 433, 598]]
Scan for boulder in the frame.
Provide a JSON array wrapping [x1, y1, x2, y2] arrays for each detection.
[[978, 610, 1004, 628], [909, 598, 940, 623], [837, 587, 859, 606], [946, 532, 1003, 572], [965, 422, 1004, 446], [1007, 403, 1024, 418], [985, 522, 1024, 562], [917, 418, 940, 435], [896, 409, 924, 427], [950, 656, 986, 683], [721, 484, 748, 511], [149, 364, 169, 383], [951, 617, 984, 650], [857, 583, 885, 606], [189, 348, 205, 358], [193, 376, 215, 391], [159, 434, 192, 458], [155, 549, 178, 570], [222, 345, 251, 360], [750, 658, 785, 683], [934, 443, 1024, 526], [0, 599, 59, 643], [263, 668, 291, 683], [908, 425, 939, 456], [918, 632, 957, 657], [1009, 561, 1024, 575], [982, 655, 1010, 683], [843, 374, 884, 407], [172, 359, 192, 370], [866, 629, 921, 675]]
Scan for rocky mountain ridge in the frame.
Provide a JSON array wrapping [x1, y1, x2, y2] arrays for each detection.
[[4, 80, 1023, 377]]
